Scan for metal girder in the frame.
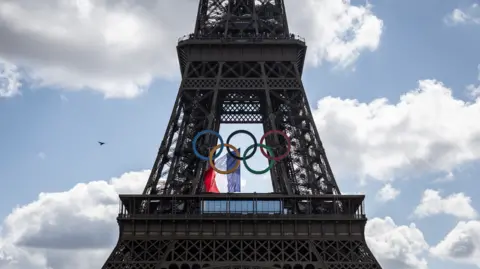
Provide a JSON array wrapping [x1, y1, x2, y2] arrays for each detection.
[[102, 239, 381, 269], [101, 0, 383, 268]]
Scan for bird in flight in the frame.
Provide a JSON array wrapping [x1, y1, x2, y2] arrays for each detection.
[[98, 141, 106, 146]]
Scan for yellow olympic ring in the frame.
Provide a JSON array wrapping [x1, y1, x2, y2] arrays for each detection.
[[208, 143, 241, 175]]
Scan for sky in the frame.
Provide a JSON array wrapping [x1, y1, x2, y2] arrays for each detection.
[[0, 0, 480, 268]]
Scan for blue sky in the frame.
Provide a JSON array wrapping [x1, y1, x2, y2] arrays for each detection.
[[1, 0, 480, 268]]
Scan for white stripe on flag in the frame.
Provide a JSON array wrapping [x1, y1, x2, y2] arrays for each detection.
[[214, 152, 241, 193]]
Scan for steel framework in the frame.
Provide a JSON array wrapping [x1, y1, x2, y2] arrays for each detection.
[[101, 0, 383, 268]]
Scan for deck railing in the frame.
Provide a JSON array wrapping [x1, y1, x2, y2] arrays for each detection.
[[117, 193, 367, 220], [178, 33, 306, 43]]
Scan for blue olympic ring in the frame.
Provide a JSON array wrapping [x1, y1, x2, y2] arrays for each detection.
[[192, 130, 224, 161]]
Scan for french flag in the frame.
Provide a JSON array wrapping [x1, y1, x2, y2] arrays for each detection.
[[204, 149, 241, 193]]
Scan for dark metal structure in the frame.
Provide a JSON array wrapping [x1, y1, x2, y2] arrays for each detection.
[[101, 0, 383, 268]]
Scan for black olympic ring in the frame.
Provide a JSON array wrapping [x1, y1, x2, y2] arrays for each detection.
[[226, 129, 258, 160]]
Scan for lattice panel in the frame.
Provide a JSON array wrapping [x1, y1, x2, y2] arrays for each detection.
[[182, 77, 301, 90], [267, 79, 301, 88], [221, 102, 261, 113], [183, 79, 217, 89], [220, 111, 263, 123], [219, 91, 263, 123], [219, 79, 265, 89], [181, 62, 302, 90], [223, 91, 261, 101], [102, 239, 381, 269]]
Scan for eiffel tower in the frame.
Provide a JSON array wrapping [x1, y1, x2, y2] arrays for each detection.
[[101, 1, 383, 268]]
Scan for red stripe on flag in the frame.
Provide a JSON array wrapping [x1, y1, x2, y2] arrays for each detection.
[[204, 166, 220, 193]]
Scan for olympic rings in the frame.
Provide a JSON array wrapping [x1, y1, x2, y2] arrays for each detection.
[[192, 129, 291, 175], [243, 144, 275, 175], [209, 144, 241, 175], [226, 129, 257, 160], [192, 130, 224, 161], [259, 130, 291, 161]]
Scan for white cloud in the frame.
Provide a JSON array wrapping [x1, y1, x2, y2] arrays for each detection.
[[0, 0, 383, 99], [313, 79, 480, 182], [468, 84, 480, 98], [0, 58, 21, 98], [445, 4, 480, 25], [466, 64, 480, 99], [366, 217, 429, 269], [376, 183, 400, 202], [286, 0, 383, 68], [0, 0, 187, 99], [431, 220, 480, 267], [0, 170, 151, 269], [413, 189, 477, 220]]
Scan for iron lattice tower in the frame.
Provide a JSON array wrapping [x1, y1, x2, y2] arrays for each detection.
[[102, 1, 383, 268]]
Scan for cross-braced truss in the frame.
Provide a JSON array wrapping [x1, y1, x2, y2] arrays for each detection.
[[103, 239, 381, 269], [101, 0, 383, 268]]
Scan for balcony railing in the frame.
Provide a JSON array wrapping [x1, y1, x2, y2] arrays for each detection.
[[117, 193, 367, 220], [178, 33, 306, 44]]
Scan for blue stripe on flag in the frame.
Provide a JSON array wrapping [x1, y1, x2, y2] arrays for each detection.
[[227, 148, 241, 192]]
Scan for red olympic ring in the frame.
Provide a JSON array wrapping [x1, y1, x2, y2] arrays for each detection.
[[259, 130, 291, 161]]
